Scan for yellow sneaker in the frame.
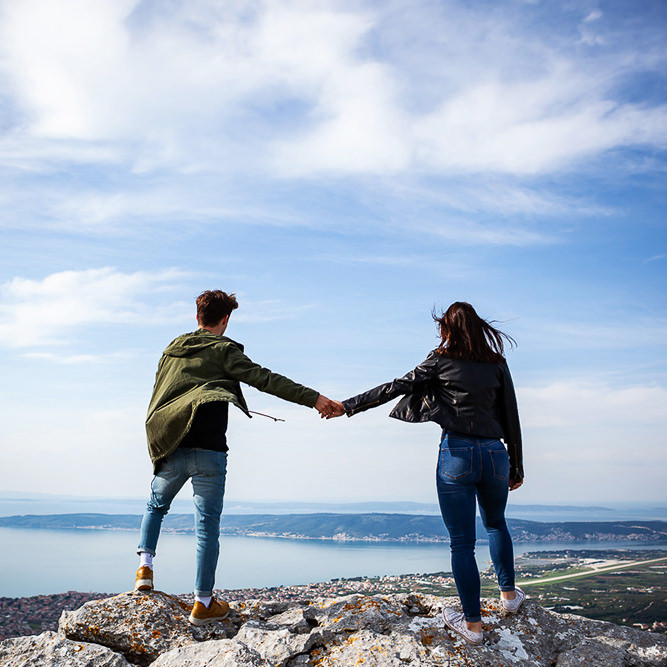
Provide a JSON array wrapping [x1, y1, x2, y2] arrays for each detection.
[[134, 566, 154, 592], [188, 597, 230, 626]]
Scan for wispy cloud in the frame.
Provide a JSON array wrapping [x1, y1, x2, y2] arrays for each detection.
[[519, 317, 667, 351], [233, 300, 316, 324], [389, 180, 613, 219], [1, 0, 665, 178], [405, 216, 554, 247], [0, 0, 663, 253], [0, 267, 189, 348], [517, 377, 667, 503], [519, 380, 667, 429], [22, 350, 138, 365]]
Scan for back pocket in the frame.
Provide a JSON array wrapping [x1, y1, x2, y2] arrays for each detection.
[[490, 447, 509, 481], [438, 446, 473, 480]]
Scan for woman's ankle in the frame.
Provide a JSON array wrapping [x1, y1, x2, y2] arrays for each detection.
[[466, 620, 482, 633], [500, 590, 516, 600]]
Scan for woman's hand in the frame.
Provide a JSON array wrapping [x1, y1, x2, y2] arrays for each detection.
[[326, 401, 346, 418], [509, 477, 523, 491], [314, 395, 346, 418]]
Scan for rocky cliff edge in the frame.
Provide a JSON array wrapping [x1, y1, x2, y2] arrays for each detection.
[[0, 589, 665, 666]]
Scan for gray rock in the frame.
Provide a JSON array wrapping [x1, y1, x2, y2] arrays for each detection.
[[267, 606, 313, 633], [43, 589, 667, 667], [151, 639, 268, 667], [0, 630, 131, 667], [234, 621, 325, 667], [556, 637, 629, 666], [58, 590, 212, 665], [555, 632, 667, 667], [305, 593, 411, 634]]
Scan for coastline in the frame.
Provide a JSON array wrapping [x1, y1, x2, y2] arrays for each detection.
[[2, 548, 666, 641]]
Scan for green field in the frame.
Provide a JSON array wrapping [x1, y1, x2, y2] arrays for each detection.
[[511, 550, 667, 633], [330, 549, 667, 634]]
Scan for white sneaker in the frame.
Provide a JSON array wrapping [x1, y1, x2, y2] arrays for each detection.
[[501, 586, 526, 614], [442, 608, 483, 645]]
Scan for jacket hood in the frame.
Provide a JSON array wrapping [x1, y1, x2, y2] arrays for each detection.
[[163, 330, 242, 358]]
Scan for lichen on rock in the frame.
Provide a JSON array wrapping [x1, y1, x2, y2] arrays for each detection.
[[0, 630, 131, 667], [0, 590, 664, 666]]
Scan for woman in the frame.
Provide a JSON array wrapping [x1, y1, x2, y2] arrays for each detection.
[[337, 302, 525, 645]]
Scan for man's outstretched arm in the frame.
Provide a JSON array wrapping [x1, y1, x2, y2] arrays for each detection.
[[223, 343, 338, 414]]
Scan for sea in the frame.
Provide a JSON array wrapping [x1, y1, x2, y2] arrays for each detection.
[[1, 496, 665, 598]]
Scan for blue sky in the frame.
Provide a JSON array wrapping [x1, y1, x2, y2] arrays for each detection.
[[0, 0, 665, 506]]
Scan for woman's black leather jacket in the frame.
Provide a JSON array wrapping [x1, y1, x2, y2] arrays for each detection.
[[342, 350, 523, 480]]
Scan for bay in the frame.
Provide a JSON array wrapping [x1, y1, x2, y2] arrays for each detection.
[[1, 527, 662, 598]]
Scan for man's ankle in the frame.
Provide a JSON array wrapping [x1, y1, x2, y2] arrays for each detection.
[[501, 590, 516, 600], [195, 595, 212, 608]]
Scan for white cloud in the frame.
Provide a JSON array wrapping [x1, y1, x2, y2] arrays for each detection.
[[413, 76, 667, 175], [406, 215, 553, 246], [518, 318, 667, 351], [519, 380, 667, 429], [0, 0, 665, 178], [233, 300, 316, 323], [0, 267, 188, 348], [584, 10, 603, 24], [399, 180, 611, 219], [513, 378, 667, 503], [0, 402, 150, 497], [22, 351, 138, 365]]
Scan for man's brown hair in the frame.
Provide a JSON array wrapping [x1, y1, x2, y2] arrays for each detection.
[[196, 290, 238, 326]]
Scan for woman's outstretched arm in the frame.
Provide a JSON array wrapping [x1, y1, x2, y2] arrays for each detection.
[[340, 351, 440, 417]]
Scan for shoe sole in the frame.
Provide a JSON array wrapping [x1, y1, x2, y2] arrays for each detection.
[[188, 609, 230, 626], [134, 579, 153, 592]]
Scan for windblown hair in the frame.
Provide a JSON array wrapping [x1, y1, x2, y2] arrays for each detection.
[[433, 302, 515, 363], [196, 290, 238, 327]]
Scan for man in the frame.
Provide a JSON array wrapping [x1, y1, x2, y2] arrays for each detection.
[[134, 290, 341, 625]]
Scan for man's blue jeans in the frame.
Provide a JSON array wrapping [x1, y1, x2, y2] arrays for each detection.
[[137, 448, 227, 597], [436, 432, 515, 622]]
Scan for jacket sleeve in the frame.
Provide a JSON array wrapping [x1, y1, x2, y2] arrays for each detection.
[[498, 362, 524, 480], [342, 351, 440, 417], [222, 344, 319, 408]]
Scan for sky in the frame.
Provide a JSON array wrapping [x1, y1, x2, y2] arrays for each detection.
[[0, 0, 665, 507]]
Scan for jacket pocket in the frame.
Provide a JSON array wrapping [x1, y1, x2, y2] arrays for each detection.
[[438, 446, 473, 480]]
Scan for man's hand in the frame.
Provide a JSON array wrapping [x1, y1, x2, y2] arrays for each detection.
[[326, 401, 346, 419], [509, 477, 523, 491], [315, 395, 346, 419]]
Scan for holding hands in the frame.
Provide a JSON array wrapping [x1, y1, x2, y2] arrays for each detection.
[[314, 395, 346, 419]]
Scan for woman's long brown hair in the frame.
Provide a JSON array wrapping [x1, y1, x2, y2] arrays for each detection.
[[433, 302, 515, 362]]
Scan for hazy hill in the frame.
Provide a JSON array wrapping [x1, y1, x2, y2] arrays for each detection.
[[1, 513, 666, 543]]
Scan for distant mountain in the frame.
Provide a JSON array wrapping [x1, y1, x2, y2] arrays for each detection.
[[2, 494, 665, 521], [1, 513, 666, 544], [507, 505, 614, 512]]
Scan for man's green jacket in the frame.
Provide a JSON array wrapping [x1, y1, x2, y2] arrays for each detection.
[[146, 329, 319, 469]]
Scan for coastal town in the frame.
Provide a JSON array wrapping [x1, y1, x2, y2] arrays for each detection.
[[1, 549, 665, 642]]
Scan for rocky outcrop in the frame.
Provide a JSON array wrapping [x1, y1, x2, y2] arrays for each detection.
[[0, 630, 132, 666], [0, 589, 665, 666]]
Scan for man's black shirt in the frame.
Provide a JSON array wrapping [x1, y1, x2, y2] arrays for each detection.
[[178, 401, 229, 452]]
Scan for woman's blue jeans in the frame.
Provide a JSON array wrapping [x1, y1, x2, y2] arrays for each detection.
[[436, 432, 515, 622], [137, 448, 227, 597]]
